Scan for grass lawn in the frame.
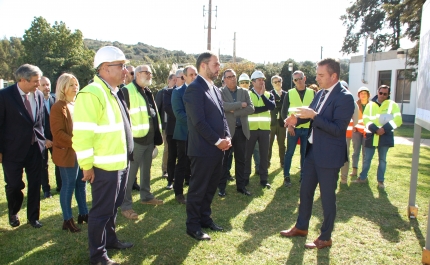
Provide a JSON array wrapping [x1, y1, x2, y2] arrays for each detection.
[[395, 124, 430, 139], [0, 142, 429, 264]]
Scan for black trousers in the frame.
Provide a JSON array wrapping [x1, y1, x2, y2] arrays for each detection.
[[244, 130, 270, 183], [296, 144, 340, 241], [186, 152, 223, 232], [174, 140, 190, 196], [166, 135, 177, 183], [40, 147, 61, 192], [219, 128, 247, 190], [2, 144, 42, 221], [88, 167, 128, 263]]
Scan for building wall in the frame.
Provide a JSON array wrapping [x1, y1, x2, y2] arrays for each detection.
[[349, 50, 416, 118]]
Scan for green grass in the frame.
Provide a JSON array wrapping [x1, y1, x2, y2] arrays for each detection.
[[1, 142, 430, 264], [395, 124, 430, 139]]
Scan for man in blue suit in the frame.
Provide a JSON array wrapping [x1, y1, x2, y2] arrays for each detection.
[[183, 51, 231, 240], [0, 64, 47, 228], [280, 58, 354, 249], [172, 65, 197, 204]]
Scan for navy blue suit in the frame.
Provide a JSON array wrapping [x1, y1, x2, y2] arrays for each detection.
[[183, 75, 230, 232], [295, 82, 354, 241], [0, 84, 46, 221]]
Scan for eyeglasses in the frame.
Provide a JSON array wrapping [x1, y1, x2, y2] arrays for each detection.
[[239, 81, 249, 84], [108, 63, 127, 70], [130, 71, 134, 76], [379, 92, 388, 96], [293, 77, 303, 82], [225, 75, 236, 79], [177, 76, 184, 80], [273, 80, 282, 84], [140, 71, 153, 76]]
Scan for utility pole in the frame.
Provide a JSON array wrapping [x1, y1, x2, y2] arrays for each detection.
[[321, 46, 323, 60], [233, 32, 236, 63], [203, 0, 217, 50]]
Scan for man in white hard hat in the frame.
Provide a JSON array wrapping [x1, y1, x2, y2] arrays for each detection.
[[73, 46, 134, 265], [244, 70, 275, 192], [238, 73, 251, 89]]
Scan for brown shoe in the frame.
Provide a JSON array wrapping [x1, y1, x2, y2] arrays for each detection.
[[62, 218, 81, 233], [121, 209, 138, 220], [352, 177, 368, 184], [280, 227, 308, 237], [175, 194, 186, 204], [305, 238, 332, 249], [377, 181, 385, 189], [140, 198, 164, 205]]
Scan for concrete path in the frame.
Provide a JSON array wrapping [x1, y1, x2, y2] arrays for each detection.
[[394, 136, 430, 147]]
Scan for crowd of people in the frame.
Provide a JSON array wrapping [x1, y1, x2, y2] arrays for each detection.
[[0, 46, 402, 264]]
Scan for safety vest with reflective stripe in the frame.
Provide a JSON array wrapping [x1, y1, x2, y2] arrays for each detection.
[[123, 82, 150, 138], [363, 99, 402, 146], [72, 76, 127, 171], [248, 90, 271, 130], [288, 88, 314, 129]]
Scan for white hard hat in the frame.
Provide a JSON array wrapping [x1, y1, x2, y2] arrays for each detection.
[[340, 80, 349, 89], [250, 70, 266, 80], [152, 146, 158, 159], [238, 73, 250, 82], [93, 46, 129, 69], [357, 86, 370, 96]]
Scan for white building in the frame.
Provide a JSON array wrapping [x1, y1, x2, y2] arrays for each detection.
[[348, 49, 415, 122]]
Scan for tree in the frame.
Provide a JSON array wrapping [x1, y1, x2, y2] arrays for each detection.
[[0, 37, 25, 81], [216, 61, 256, 87], [22, 17, 95, 88], [340, 0, 402, 55]]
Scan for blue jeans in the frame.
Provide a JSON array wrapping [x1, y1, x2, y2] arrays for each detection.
[[359, 146, 390, 182], [59, 159, 88, 220], [283, 128, 309, 177]]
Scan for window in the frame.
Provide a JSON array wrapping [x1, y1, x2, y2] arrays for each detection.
[[395, 69, 412, 104], [378, 70, 392, 89]]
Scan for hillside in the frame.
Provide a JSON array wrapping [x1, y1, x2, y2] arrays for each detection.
[[83, 39, 246, 65]]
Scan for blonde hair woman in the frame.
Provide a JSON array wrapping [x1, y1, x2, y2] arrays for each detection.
[[50, 73, 88, 232]]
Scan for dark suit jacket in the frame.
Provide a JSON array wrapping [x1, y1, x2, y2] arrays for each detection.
[[155, 87, 167, 130], [43, 94, 56, 140], [298, 82, 354, 168], [163, 88, 176, 136], [0, 84, 46, 162], [172, 84, 188, 141], [183, 75, 230, 157]]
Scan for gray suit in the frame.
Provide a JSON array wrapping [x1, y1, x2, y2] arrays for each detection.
[[219, 86, 254, 190], [221, 86, 254, 139]]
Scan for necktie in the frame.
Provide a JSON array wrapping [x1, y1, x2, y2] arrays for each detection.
[[210, 86, 222, 114], [23, 94, 35, 144], [315, 90, 328, 111]]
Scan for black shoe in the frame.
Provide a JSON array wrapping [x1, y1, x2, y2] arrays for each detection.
[[201, 222, 224, 231], [44, 191, 52, 198], [284, 177, 292, 187], [106, 240, 134, 250], [261, 182, 271, 189], [165, 182, 173, 190], [186, 230, 210, 240], [9, 214, 20, 227], [218, 189, 226, 197], [132, 182, 140, 191], [78, 214, 88, 224], [28, 220, 43, 228], [227, 175, 235, 181], [90, 258, 120, 265], [237, 188, 251, 196]]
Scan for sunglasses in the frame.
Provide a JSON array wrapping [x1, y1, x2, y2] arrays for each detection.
[[239, 81, 249, 84], [293, 77, 303, 82], [379, 92, 388, 96], [225, 75, 236, 79], [273, 80, 282, 84]]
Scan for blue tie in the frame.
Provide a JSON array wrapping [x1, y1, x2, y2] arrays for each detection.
[[315, 90, 328, 111]]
